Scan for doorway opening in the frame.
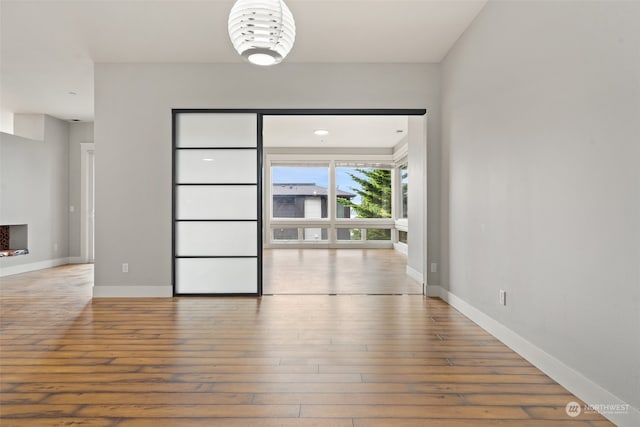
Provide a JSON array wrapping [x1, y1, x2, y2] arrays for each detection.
[[261, 114, 426, 295], [171, 109, 426, 296], [80, 143, 95, 263]]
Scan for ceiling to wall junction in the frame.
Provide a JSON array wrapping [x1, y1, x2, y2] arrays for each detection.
[[0, 0, 486, 125]]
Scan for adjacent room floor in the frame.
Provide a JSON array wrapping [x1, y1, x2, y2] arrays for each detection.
[[0, 264, 613, 426], [263, 249, 422, 295]]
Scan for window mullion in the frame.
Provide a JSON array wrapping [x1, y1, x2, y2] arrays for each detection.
[[391, 165, 400, 243], [391, 166, 399, 221], [265, 156, 272, 244], [328, 159, 336, 244]]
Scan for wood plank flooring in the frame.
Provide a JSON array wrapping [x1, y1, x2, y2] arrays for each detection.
[[0, 263, 614, 426], [263, 249, 422, 295]]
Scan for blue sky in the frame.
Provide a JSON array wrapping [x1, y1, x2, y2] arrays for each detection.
[[272, 167, 366, 194]]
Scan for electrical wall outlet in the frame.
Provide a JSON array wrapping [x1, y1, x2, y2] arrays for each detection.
[[499, 289, 507, 306], [122, 263, 129, 273]]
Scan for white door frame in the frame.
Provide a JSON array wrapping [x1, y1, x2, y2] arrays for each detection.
[[80, 143, 95, 263]]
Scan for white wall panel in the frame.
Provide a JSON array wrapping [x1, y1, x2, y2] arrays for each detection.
[[176, 258, 257, 294], [177, 113, 256, 147], [176, 149, 257, 184], [176, 186, 257, 220], [176, 221, 257, 256]]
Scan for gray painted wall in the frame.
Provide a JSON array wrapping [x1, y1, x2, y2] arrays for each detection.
[[94, 63, 441, 293], [68, 122, 94, 258], [407, 116, 427, 278], [0, 115, 70, 270], [441, 0, 639, 413], [425, 73, 441, 289]]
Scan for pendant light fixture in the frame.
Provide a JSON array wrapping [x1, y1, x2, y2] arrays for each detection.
[[228, 0, 296, 66]]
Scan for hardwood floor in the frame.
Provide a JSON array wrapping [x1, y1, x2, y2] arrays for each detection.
[[263, 249, 422, 295], [0, 263, 613, 426]]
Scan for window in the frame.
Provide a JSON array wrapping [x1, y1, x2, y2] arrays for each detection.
[[273, 227, 328, 241], [366, 228, 392, 240], [337, 228, 362, 241], [271, 165, 329, 219], [304, 228, 328, 241], [336, 228, 392, 241], [267, 157, 403, 247], [335, 162, 393, 220], [273, 228, 298, 240], [400, 163, 408, 219]]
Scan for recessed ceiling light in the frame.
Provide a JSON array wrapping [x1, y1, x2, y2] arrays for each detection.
[[68, 91, 77, 95], [202, 158, 214, 162], [70, 119, 81, 122], [314, 129, 329, 136]]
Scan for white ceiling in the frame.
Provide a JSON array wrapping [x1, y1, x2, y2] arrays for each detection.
[[263, 115, 408, 148], [0, 0, 486, 124]]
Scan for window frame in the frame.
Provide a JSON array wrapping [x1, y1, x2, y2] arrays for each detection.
[[265, 153, 403, 248], [392, 146, 409, 252]]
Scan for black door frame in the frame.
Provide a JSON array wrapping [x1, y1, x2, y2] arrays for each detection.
[[172, 108, 427, 297]]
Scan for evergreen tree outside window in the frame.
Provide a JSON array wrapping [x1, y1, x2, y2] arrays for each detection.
[[336, 166, 392, 240]]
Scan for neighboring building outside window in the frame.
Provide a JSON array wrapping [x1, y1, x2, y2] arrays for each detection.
[[272, 183, 355, 240]]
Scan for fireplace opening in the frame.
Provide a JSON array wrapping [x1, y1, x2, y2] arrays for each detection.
[[0, 224, 29, 257]]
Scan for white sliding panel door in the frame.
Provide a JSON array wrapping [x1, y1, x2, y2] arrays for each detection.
[[173, 112, 261, 295]]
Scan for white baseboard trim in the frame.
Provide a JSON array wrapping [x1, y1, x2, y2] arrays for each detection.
[[432, 286, 639, 427], [406, 265, 423, 284], [0, 257, 70, 277], [67, 256, 87, 264], [393, 242, 408, 255], [425, 284, 444, 298], [92, 285, 173, 298]]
